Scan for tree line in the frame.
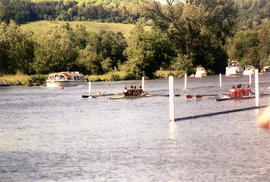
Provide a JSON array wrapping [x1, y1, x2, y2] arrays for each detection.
[[0, 0, 143, 24], [1, 0, 270, 78]]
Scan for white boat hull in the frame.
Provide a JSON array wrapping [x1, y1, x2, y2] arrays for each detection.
[[195, 68, 207, 78], [46, 80, 87, 87], [225, 67, 243, 77], [243, 69, 254, 76], [195, 72, 207, 78]]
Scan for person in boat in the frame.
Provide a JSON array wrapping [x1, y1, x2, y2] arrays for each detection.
[[133, 85, 138, 96], [124, 86, 128, 96], [229, 85, 236, 98], [243, 85, 254, 96], [235, 84, 244, 97], [138, 85, 143, 95], [127, 85, 134, 96]]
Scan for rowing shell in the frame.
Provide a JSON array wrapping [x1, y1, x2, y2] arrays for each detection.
[[109, 94, 151, 100], [216, 96, 255, 101]]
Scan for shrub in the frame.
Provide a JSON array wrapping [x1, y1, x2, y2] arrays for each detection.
[[27, 74, 47, 86]]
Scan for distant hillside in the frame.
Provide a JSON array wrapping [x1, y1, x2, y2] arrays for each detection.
[[29, 0, 136, 7], [20, 20, 136, 37], [0, 0, 142, 24]]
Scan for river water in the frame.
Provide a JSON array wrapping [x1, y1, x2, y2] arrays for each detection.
[[1, 74, 270, 182]]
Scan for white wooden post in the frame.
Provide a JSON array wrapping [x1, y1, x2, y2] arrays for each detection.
[[219, 73, 222, 87], [249, 73, 252, 85], [184, 73, 187, 90], [142, 77, 145, 91], [88, 81, 92, 96], [169, 76, 175, 122], [255, 69, 259, 107]]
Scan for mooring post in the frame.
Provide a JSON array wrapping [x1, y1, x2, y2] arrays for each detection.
[[255, 69, 259, 107], [88, 81, 92, 96], [184, 73, 187, 90], [249, 73, 252, 85], [142, 76, 145, 91], [219, 73, 222, 87], [169, 76, 175, 122]]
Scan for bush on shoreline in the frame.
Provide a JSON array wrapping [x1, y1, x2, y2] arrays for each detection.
[[154, 70, 185, 78], [27, 74, 47, 86], [0, 70, 182, 86]]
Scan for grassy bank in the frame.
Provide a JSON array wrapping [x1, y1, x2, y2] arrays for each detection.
[[0, 74, 30, 85], [21, 21, 136, 38], [86, 71, 129, 81], [0, 70, 180, 86]]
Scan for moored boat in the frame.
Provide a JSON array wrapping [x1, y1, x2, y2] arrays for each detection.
[[195, 67, 207, 78], [261, 66, 270, 73], [46, 71, 87, 87], [242, 65, 254, 76], [0, 81, 10, 87], [225, 60, 243, 77]]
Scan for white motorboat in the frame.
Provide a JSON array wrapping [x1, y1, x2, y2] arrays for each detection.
[[261, 66, 270, 73], [242, 65, 254, 76], [225, 60, 243, 77], [46, 72, 88, 87], [195, 67, 207, 78]]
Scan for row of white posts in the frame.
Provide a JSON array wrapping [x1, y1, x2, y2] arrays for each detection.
[[170, 70, 260, 122], [183, 73, 252, 90]]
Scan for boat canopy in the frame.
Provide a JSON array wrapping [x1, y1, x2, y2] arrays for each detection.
[[47, 72, 86, 81]]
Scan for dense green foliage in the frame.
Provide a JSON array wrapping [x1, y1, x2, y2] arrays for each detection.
[[0, 21, 34, 74], [123, 21, 175, 78], [144, 0, 238, 74], [0, 0, 142, 24], [1, 0, 270, 78]]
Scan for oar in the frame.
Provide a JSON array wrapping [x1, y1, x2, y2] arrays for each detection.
[[150, 94, 181, 97]]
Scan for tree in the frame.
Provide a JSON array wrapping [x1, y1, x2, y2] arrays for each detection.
[[123, 22, 175, 79], [0, 21, 34, 74], [83, 30, 127, 73], [32, 24, 78, 74], [76, 45, 103, 74], [144, 0, 238, 73], [0, 0, 32, 24], [227, 30, 261, 68]]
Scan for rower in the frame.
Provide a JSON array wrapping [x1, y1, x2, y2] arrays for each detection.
[[138, 85, 143, 95], [229, 85, 236, 98], [124, 86, 128, 96], [133, 85, 138, 96], [127, 85, 134, 96], [243, 85, 254, 96], [236, 84, 243, 97]]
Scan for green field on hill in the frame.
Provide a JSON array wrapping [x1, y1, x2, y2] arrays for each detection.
[[21, 21, 136, 37]]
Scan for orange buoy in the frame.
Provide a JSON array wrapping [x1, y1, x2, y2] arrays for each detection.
[[257, 105, 270, 129]]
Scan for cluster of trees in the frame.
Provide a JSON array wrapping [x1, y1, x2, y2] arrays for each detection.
[[1, 0, 270, 78], [227, 28, 270, 68], [236, 0, 270, 30], [0, 22, 128, 75], [0, 0, 143, 24]]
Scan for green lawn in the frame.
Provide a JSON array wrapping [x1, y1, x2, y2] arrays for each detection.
[[21, 20, 136, 38]]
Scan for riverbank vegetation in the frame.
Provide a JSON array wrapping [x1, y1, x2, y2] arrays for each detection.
[[1, 0, 270, 85]]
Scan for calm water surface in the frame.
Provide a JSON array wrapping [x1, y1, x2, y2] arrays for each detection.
[[1, 74, 270, 182]]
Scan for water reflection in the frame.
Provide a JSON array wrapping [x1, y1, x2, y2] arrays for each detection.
[[168, 122, 178, 140]]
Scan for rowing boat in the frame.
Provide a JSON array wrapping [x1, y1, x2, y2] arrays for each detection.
[[216, 95, 255, 101], [109, 94, 151, 100]]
